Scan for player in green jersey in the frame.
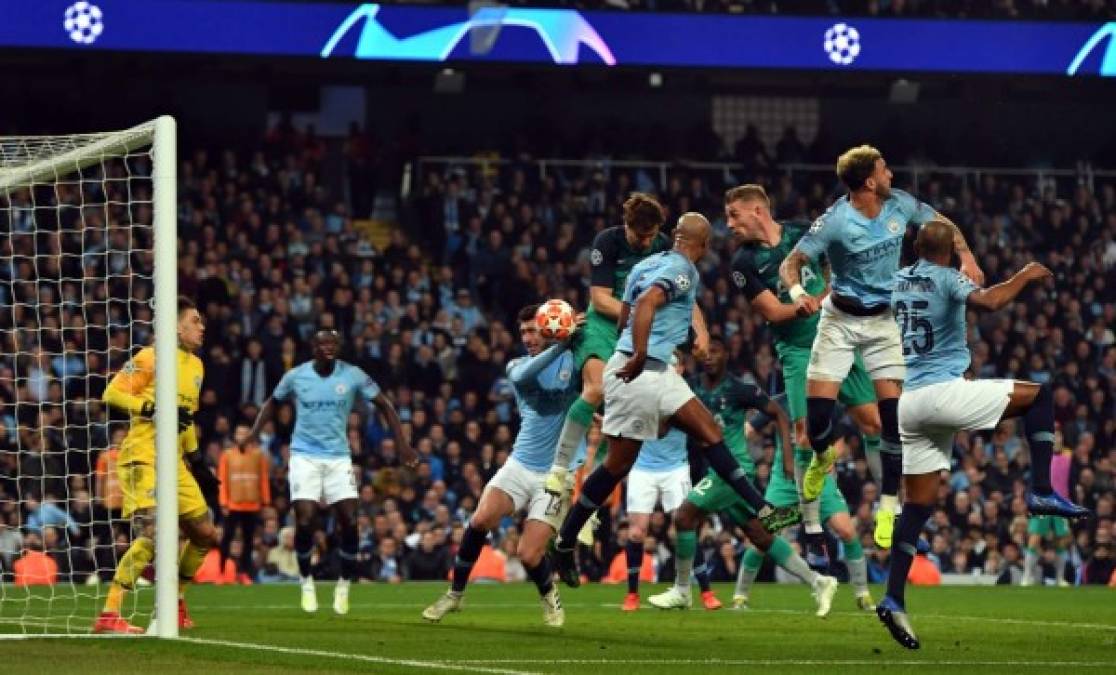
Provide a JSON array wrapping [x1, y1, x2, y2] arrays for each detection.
[[544, 193, 709, 500], [735, 393, 875, 612], [648, 337, 837, 615], [724, 184, 888, 547]]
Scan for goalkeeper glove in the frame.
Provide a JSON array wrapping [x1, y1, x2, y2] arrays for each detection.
[[186, 450, 221, 504], [544, 465, 569, 497], [138, 402, 194, 433]]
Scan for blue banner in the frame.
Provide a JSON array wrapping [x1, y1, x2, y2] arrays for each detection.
[[1, 1, 1113, 77]]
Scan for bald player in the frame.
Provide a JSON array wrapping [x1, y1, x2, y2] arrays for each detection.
[[877, 221, 1089, 650], [550, 214, 800, 588]]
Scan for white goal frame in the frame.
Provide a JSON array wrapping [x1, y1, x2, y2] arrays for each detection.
[[0, 116, 179, 639]]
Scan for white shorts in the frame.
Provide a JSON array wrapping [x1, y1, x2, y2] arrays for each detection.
[[899, 378, 1014, 475], [807, 296, 906, 382], [626, 465, 691, 514], [602, 352, 694, 441], [485, 457, 570, 530], [289, 454, 359, 505]]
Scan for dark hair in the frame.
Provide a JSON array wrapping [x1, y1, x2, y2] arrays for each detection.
[[622, 192, 665, 235], [836, 145, 883, 191], [708, 334, 727, 350], [517, 304, 541, 324], [724, 184, 770, 207], [177, 296, 196, 314]]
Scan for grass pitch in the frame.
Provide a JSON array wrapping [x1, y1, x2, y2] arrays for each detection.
[[2, 582, 1114, 674]]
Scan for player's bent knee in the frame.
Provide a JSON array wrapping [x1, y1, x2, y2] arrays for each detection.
[[130, 509, 156, 538], [673, 503, 699, 531]]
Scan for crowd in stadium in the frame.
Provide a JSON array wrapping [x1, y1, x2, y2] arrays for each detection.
[[0, 120, 1113, 593], [388, 0, 1116, 20]]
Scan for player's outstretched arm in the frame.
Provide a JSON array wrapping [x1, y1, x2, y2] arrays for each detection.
[[372, 393, 419, 468], [749, 290, 805, 325], [243, 398, 276, 448], [507, 344, 566, 386], [967, 262, 1052, 312]]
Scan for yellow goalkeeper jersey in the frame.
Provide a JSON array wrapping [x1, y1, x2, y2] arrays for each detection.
[[103, 345, 204, 465]]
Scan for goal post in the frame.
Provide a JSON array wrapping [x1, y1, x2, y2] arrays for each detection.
[[0, 116, 178, 638]]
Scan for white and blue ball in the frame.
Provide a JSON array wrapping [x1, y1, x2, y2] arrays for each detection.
[[64, 2, 104, 45], [823, 23, 860, 66]]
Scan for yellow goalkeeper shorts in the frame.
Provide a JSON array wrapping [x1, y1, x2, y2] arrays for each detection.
[[119, 459, 209, 521]]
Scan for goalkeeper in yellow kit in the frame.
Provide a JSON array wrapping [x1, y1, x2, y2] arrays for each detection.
[[93, 297, 221, 634]]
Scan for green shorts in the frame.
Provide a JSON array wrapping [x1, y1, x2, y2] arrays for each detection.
[[686, 462, 759, 526], [765, 471, 848, 522], [778, 344, 876, 422], [1028, 515, 1070, 538], [573, 312, 618, 371]]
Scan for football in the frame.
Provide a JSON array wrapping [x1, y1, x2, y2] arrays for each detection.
[[535, 299, 575, 339]]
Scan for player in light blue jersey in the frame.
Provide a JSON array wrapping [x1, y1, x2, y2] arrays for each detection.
[[781, 144, 984, 550], [246, 329, 416, 615], [423, 304, 582, 628], [551, 214, 799, 589], [877, 221, 1089, 651], [622, 354, 695, 611]]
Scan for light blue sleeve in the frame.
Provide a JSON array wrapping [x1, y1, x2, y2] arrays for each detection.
[[272, 368, 296, 401], [647, 256, 693, 302], [946, 267, 978, 303], [895, 189, 937, 225], [355, 367, 382, 401], [795, 213, 838, 262], [506, 344, 566, 388]]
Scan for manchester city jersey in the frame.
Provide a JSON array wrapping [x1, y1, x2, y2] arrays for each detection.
[[616, 251, 699, 363], [273, 360, 381, 459], [507, 344, 580, 472], [795, 189, 935, 307], [634, 427, 688, 472], [892, 260, 978, 390]]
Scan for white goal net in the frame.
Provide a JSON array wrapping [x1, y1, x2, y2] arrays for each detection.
[[0, 118, 179, 637]]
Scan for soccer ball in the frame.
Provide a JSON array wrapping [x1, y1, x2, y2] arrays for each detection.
[[64, 2, 104, 45], [823, 23, 860, 66], [535, 299, 575, 340]]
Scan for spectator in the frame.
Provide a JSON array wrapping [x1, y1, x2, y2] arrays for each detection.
[[14, 532, 58, 587], [264, 526, 301, 582], [405, 530, 451, 580]]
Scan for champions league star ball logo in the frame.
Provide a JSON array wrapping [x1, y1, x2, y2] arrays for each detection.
[[64, 2, 104, 45], [824, 23, 860, 66]]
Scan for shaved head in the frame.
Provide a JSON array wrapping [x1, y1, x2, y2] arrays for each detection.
[[676, 212, 711, 243], [673, 212, 712, 263], [916, 219, 954, 263]]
